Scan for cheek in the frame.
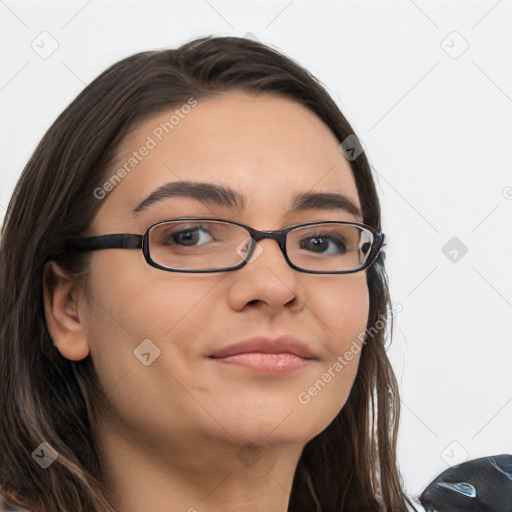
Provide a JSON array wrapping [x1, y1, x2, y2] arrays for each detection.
[[80, 257, 231, 440], [294, 274, 370, 435], [85, 251, 220, 331], [80, 253, 218, 383], [313, 273, 370, 344]]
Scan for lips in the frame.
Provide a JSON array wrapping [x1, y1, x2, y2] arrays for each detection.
[[208, 335, 317, 360]]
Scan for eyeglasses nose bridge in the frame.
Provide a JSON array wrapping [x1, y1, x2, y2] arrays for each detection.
[[244, 227, 289, 262]]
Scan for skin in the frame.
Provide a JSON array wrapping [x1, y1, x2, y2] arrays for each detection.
[[44, 91, 370, 512]]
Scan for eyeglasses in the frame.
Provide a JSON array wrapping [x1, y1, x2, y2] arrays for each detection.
[[65, 218, 385, 274]]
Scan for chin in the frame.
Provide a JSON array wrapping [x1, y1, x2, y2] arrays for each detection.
[[213, 402, 339, 449]]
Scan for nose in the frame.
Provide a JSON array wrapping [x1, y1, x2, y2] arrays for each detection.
[[227, 237, 305, 314]]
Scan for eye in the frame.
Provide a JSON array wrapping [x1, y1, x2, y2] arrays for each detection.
[[299, 234, 347, 255], [162, 226, 214, 247]]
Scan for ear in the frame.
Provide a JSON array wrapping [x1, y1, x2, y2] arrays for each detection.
[[43, 261, 90, 361]]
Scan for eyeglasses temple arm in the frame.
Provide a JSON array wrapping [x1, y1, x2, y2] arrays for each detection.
[[65, 234, 143, 251]]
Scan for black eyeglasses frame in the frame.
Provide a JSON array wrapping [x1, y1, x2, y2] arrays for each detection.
[[64, 218, 385, 274]]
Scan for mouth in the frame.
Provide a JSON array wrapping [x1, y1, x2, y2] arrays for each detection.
[[208, 335, 318, 374]]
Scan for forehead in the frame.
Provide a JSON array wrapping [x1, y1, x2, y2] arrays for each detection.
[[93, 91, 361, 229]]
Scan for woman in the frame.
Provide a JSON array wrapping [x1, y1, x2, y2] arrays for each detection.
[[0, 35, 416, 511]]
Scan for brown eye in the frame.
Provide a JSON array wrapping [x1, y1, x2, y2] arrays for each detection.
[[299, 234, 347, 255], [161, 226, 214, 246]]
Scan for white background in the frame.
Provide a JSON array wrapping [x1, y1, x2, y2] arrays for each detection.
[[1, 0, 511, 501]]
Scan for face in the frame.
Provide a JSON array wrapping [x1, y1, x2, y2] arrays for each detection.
[[66, 92, 370, 453]]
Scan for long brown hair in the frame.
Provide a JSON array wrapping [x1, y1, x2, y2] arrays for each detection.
[[0, 35, 416, 511]]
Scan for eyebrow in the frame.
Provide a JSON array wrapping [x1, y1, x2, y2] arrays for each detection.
[[133, 180, 362, 218]]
